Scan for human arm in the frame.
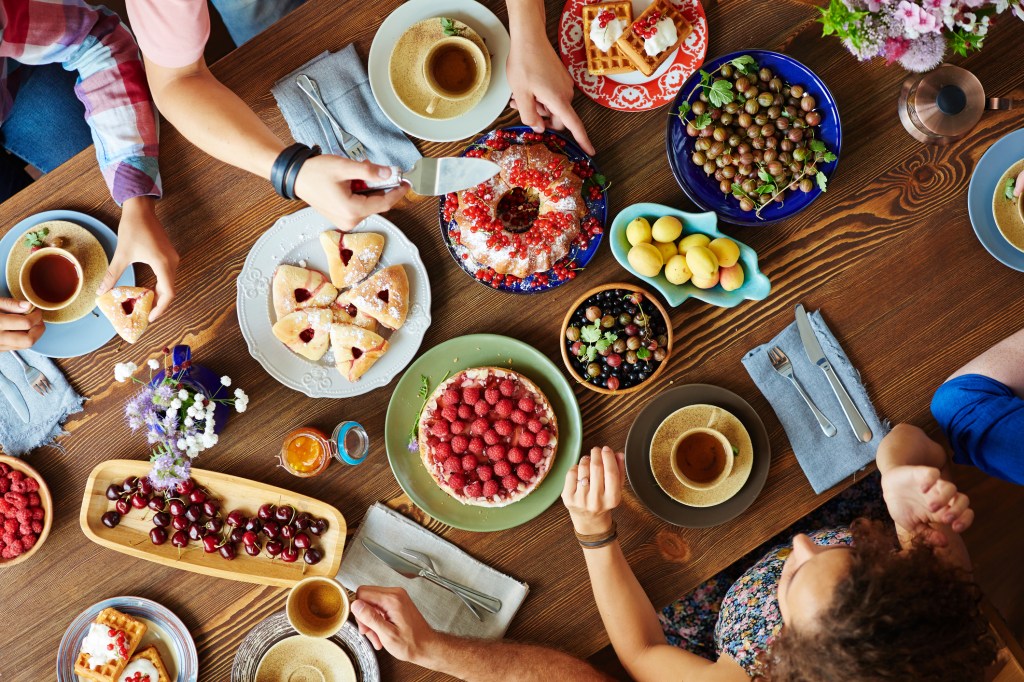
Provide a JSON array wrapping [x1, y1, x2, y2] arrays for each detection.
[[560, 446, 746, 682], [505, 0, 595, 154], [0, 299, 44, 351], [350, 586, 612, 681], [946, 326, 1024, 396]]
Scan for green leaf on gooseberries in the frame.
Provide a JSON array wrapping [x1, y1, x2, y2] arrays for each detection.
[[757, 168, 774, 184], [604, 331, 619, 343], [755, 184, 775, 195], [677, 102, 690, 119], [809, 139, 827, 153], [822, 152, 837, 163], [595, 338, 613, 352], [637, 348, 652, 360], [581, 324, 602, 344], [585, 346, 598, 362], [1005, 177, 1016, 201], [781, 109, 794, 120], [816, 171, 828, 192], [693, 113, 712, 130], [729, 55, 758, 75], [730, 182, 746, 198], [699, 69, 712, 87], [708, 79, 734, 108]]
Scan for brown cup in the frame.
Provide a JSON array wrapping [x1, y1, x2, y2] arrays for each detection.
[[18, 247, 83, 312], [421, 36, 488, 116], [286, 577, 350, 638], [670, 427, 734, 491]]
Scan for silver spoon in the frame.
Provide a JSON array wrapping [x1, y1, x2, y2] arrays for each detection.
[[401, 548, 483, 621]]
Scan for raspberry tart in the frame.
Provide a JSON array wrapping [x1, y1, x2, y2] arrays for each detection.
[[318, 230, 384, 289], [271, 265, 338, 321], [97, 287, 154, 344], [418, 367, 558, 507]]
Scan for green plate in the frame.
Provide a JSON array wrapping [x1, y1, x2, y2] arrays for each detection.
[[384, 334, 582, 532]]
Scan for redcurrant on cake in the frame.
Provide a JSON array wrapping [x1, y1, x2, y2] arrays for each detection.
[[453, 143, 586, 279], [74, 607, 147, 682], [418, 367, 558, 507]]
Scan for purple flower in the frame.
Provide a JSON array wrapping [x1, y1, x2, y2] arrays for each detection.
[[898, 32, 946, 70], [896, 0, 941, 37]]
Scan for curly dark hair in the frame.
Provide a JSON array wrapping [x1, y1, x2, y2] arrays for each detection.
[[758, 519, 997, 682]]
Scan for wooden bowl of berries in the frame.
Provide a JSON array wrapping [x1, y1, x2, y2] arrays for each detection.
[[0, 455, 53, 568], [560, 283, 674, 395]]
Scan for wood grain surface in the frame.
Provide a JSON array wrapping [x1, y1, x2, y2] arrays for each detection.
[[1, 0, 1023, 680]]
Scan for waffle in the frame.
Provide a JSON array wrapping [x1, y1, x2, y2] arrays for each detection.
[[615, 0, 693, 77], [123, 645, 171, 682], [74, 608, 147, 682], [581, 2, 635, 76]]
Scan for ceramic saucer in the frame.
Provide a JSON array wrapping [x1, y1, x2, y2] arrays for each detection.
[[968, 128, 1024, 271], [992, 159, 1024, 253], [255, 635, 356, 682], [5, 220, 108, 324], [389, 18, 491, 121], [649, 404, 753, 507]]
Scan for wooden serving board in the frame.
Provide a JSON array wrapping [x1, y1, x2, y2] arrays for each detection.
[[80, 460, 347, 587]]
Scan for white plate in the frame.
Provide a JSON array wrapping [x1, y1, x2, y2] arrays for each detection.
[[368, 0, 512, 143], [237, 209, 432, 398]]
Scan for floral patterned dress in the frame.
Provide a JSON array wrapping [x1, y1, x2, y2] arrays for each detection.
[[659, 473, 886, 676]]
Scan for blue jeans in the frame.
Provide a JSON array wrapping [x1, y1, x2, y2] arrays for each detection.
[[211, 0, 307, 46], [0, 62, 94, 202]]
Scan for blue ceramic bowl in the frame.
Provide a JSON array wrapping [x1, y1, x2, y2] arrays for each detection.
[[666, 50, 842, 227], [610, 203, 771, 307], [967, 128, 1024, 271]]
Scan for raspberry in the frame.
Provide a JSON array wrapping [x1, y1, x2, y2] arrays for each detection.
[[27, 493, 40, 508], [536, 429, 552, 446], [477, 464, 494, 482], [464, 482, 483, 498], [0, 501, 12, 516], [518, 397, 536, 413], [441, 405, 458, 422], [18, 522, 31, 536], [449, 420, 466, 435], [443, 388, 460, 406], [486, 444, 507, 461], [517, 463, 536, 481], [22, 478, 38, 493], [20, 534, 35, 550], [448, 473, 467, 491], [494, 460, 512, 477], [430, 421, 449, 437], [0, 478, 8, 494], [507, 447, 525, 464], [4, 539, 22, 557], [461, 454, 477, 471], [495, 399, 514, 418], [9, 481, 25, 494], [482, 480, 500, 497], [468, 437, 485, 455], [470, 418, 489, 436], [499, 379, 516, 396], [15, 509, 30, 524], [30, 520, 42, 534], [7, 471, 22, 482], [510, 409, 528, 425], [452, 435, 469, 454], [485, 387, 500, 405], [527, 419, 543, 434], [0, 463, 8, 475], [462, 387, 481, 405], [483, 429, 500, 446], [444, 456, 462, 474], [4, 492, 27, 510], [474, 400, 490, 417], [3, 519, 15, 534], [457, 405, 473, 420], [528, 447, 545, 463], [502, 475, 520, 492], [30, 507, 43, 521], [494, 420, 513, 437], [435, 441, 453, 459], [517, 430, 535, 448]]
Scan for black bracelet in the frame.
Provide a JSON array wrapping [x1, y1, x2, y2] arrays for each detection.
[[271, 143, 308, 199], [283, 145, 321, 200]]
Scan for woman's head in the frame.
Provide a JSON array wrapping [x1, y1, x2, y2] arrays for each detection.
[[764, 519, 997, 681]]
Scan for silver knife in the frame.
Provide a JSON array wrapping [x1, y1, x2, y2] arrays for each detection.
[[355, 157, 499, 196], [361, 538, 502, 613], [0, 367, 30, 422], [296, 75, 341, 155], [795, 305, 872, 443]]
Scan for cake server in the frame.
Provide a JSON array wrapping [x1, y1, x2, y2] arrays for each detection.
[[0, 364, 30, 422], [794, 305, 872, 443], [355, 157, 499, 196]]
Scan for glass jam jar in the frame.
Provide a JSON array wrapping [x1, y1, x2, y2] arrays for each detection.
[[280, 427, 331, 477]]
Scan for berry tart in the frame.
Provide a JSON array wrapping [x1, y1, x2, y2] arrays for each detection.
[[74, 607, 146, 682], [271, 265, 338, 321], [418, 367, 558, 507], [561, 285, 673, 394], [97, 287, 155, 344]]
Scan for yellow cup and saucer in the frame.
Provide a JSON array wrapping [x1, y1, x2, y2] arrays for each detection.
[[993, 159, 1024, 253]]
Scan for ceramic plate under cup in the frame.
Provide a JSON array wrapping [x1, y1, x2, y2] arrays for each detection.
[[56, 596, 198, 682], [232, 612, 379, 682], [625, 384, 770, 527], [968, 128, 1024, 271], [992, 159, 1024, 252]]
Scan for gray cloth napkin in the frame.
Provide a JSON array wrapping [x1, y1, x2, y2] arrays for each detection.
[[338, 503, 529, 639], [742, 310, 888, 494], [0, 351, 84, 457], [271, 45, 421, 169]]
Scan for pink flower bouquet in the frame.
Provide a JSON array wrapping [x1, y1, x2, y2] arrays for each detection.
[[820, 0, 1023, 71]]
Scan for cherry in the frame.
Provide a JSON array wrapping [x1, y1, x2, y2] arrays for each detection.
[[188, 489, 207, 504], [105, 484, 122, 501], [293, 513, 311, 531], [205, 518, 224, 534], [138, 479, 154, 496], [262, 521, 280, 539], [281, 547, 299, 563], [115, 498, 131, 515], [226, 510, 246, 527], [229, 527, 246, 544], [147, 498, 165, 512], [171, 531, 188, 548], [101, 511, 121, 528], [244, 518, 262, 534], [265, 540, 284, 557], [293, 532, 311, 550], [303, 548, 323, 565], [122, 476, 139, 492], [274, 505, 294, 523], [257, 503, 275, 521], [280, 525, 295, 540], [185, 504, 202, 522], [187, 523, 204, 541], [242, 531, 258, 546], [168, 500, 186, 517], [202, 535, 219, 553], [244, 542, 261, 557], [309, 518, 329, 536], [130, 493, 148, 510], [152, 512, 171, 528], [149, 528, 167, 545], [171, 515, 189, 531], [176, 479, 194, 495], [219, 544, 237, 560], [202, 501, 219, 518]]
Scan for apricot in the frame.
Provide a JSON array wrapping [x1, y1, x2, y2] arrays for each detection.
[[651, 216, 684, 243], [678, 233, 711, 254], [720, 264, 745, 291], [627, 243, 663, 277], [654, 240, 678, 264], [708, 238, 740, 268], [626, 217, 652, 246], [684, 246, 718, 279], [691, 270, 720, 289], [664, 255, 692, 285]]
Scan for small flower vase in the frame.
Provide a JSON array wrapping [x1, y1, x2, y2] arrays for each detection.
[[150, 344, 230, 434]]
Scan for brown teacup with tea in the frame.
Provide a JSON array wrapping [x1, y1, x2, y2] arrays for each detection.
[[670, 426, 734, 491], [18, 247, 84, 312], [286, 576, 350, 638], [422, 36, 488, 116]]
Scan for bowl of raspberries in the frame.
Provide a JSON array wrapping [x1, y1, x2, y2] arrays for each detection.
[[0, 456, 51, 566]]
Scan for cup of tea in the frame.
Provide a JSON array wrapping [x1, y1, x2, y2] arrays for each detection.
[[422, 36, 488, 116], [18, 247, 83, 311], [670, 427, 734, 491], [286, 577, 350, 638]]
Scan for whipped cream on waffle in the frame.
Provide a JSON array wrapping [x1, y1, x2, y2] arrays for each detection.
[[590, 11, 625, 52], [80, 623, 123, 669], [121, 658, 160, 681], [644, 17, 677, 56]]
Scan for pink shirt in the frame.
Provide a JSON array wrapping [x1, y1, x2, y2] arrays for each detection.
[[124, 0, 210, 68]]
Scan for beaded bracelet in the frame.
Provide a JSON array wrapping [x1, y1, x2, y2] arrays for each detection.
[[270, 143, 309, 199], [574, 521, 617, 549]]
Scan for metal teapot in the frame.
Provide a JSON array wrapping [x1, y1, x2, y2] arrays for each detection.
[[898, 64, 1017, 145]]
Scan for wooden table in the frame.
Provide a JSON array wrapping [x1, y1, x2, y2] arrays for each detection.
[[2, 0, 1023, 679]]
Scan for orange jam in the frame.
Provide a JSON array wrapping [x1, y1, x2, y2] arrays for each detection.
[[280, 428, 329, 477]]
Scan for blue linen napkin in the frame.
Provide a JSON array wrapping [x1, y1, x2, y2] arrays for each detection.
[[271, 45, 422, 170], [0, 351, 84, 457], [742, 310, 888, 494]]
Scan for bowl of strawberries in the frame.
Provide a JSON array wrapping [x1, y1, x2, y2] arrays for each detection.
[[0, 455, 52, 567]]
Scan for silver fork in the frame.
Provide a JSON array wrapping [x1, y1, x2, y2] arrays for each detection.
[[767, 346, 836, 437], [10, 351, 51, 396], [295, 75, 368, 162], [401, 548, 490, 620]]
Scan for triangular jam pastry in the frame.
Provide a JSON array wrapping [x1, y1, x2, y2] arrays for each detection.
[[318, 230, 385, 289], [271, 308, 332, 361], [330, 291, 377, 332], [347, 265, 409, 330], [97, 287, 155, 344], [330, 323, 389, 381], [271, 265, 338, 321]]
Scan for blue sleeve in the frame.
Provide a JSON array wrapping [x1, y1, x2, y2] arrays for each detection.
[[931, 374, 1024, 485]]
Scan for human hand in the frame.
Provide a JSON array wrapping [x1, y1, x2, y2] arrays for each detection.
[[506, 35, 594, 155], [294, 156, 408, 231], [0, 298, 44, 351], [561, 445, 625, 535], [882, 465, 974, 545], [350, 586, 443, 667], [98, 196, 178, 321]]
